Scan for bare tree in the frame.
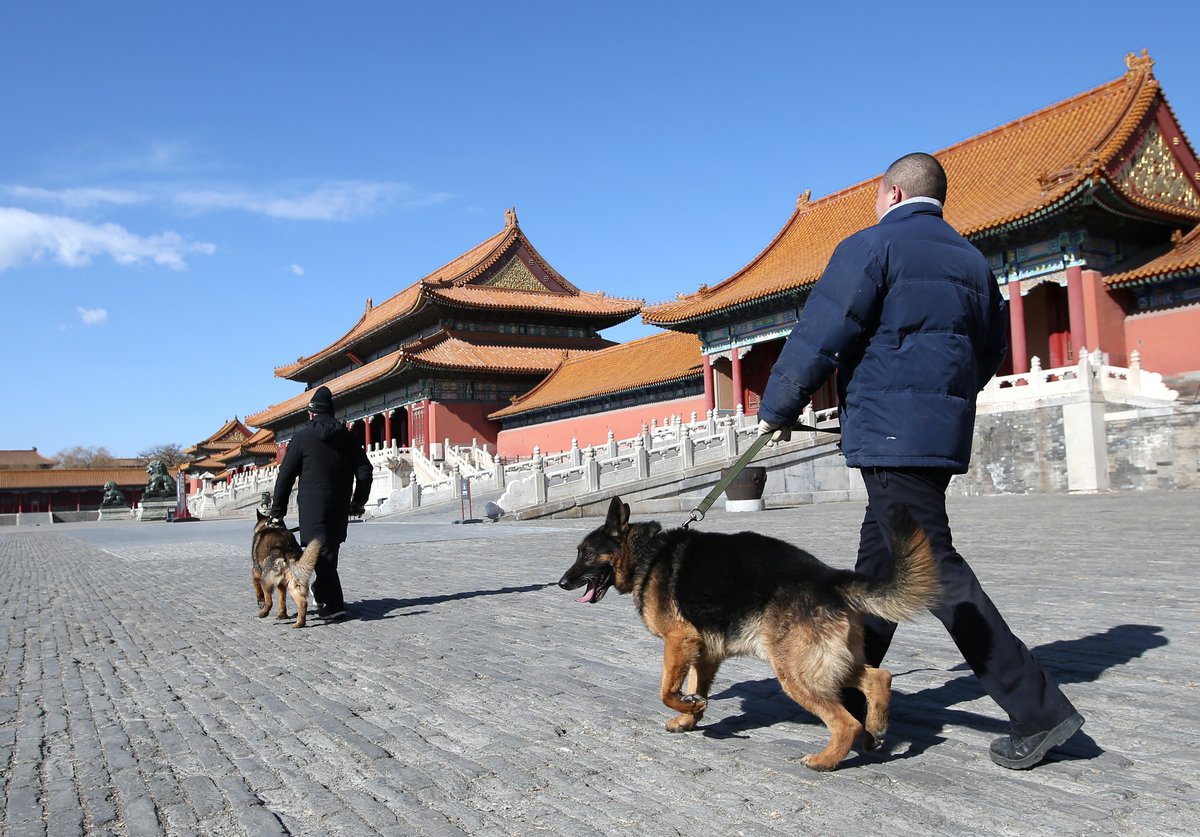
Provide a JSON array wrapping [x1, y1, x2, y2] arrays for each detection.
[[54, 445, 116, 469], [137, 443, 189, 469]]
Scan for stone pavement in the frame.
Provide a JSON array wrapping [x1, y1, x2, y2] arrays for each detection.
[[1, 491, 1197, 836]]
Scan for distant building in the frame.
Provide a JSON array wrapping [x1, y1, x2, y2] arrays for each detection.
[[247, 209, 641, 459], [0, 448, 56, 471], [489, 330, 705, 457], [0, 467, 148, 514], [180, 417, 254, 476]]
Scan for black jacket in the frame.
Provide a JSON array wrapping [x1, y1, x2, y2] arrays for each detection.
[[759, 201, 1007, 472], [270, 414, 373, 544]]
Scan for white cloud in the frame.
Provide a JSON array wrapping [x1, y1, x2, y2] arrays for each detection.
[[175, 180, 451, 220], [0, 207, 216, 272], [290, 263, 305, 276], [76, 306, 108, 325], [5, 185, 148, 208]]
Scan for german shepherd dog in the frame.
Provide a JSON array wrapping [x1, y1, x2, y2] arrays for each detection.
[[558, 497, 938, 770], [252, 510, 322, 629]]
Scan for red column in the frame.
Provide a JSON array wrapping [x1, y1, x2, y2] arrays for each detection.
[[702, 355, 715, 414], [730, 347, 743, 410], [364, 415, 372, 449], [1007, 279, 1028, 374], [384, 410, 393, 446], [1066, 264, 1087, 360]]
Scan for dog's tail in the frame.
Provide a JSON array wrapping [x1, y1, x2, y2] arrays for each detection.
[[838, 506, 939, 622], [286, 538, 322, 590]]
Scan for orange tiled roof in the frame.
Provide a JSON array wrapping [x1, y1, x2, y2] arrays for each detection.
[[0, 448, 56, 469], [645, 52, 1200, 326], [1107, 225, 1200, 286], [211, 427, 278, 465], [180, 456, 227, 474], [249, 332, 597, 427], [184, 417, 253, 455], [0, 467, 149, 490], [490, 330, 703, 419], [274, 210, 641, 380]]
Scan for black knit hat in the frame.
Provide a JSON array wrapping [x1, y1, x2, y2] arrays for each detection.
[[307, 386, 334, 415]]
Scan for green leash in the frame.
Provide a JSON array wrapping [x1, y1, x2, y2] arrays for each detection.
[[683, 421, 839, 528]]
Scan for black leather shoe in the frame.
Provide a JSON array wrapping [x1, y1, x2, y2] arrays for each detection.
[[990, 712, 1084, 769]]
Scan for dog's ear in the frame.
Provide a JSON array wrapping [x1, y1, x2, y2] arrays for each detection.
[[605, 496, 629, 534]]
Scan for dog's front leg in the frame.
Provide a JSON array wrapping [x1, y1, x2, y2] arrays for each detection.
[[661, 632, 707, 732]]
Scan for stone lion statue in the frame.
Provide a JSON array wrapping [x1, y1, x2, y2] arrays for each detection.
[[101, 481, 127, 507], [143, 460, 176, 498]]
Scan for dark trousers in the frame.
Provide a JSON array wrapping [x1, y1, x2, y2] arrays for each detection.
[[304, 528, 344, 611], [855, 467, 1076, 735]]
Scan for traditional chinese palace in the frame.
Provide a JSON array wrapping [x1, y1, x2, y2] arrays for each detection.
[[643, 52, 1200, 416], [237, 53, 1198, 471], [247, 209, 641, 458]]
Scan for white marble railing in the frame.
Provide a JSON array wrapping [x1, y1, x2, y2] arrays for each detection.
[[490, 405, 840, 514], [979, 349, 1178, 409]]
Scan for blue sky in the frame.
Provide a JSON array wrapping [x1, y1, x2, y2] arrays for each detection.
[[2, 1, 1198, 457]]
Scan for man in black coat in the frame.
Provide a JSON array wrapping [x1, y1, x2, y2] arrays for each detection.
[[269, 386, 373, 620], [758, 153, 1084, 769]]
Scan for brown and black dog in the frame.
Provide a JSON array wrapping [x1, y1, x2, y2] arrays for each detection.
[[558, 496, 938, 770], [252, 510, 322, 629]]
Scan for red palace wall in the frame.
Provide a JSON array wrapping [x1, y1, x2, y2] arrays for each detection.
[[495, 395, 709, 460], [428, 401, 504, 457], [1083, 270, 1130, 367], [1123, 304, 1200, 376]]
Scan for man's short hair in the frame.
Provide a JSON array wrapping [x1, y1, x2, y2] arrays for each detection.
[[882, 153, 947, 203]]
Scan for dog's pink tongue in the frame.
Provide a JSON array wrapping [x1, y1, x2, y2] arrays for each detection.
[[574, 583, 597, 603]]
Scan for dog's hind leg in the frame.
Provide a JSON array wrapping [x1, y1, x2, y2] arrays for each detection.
[[289, 584, 308, 629], [852, 665, 892, 751], [274, 584, 290, 620], [253, 567, 265, 608], [258, 585, 273, 618], [771, 623, 863, 770], [661, 631, 708, 732], [775, 667, 863, 771]]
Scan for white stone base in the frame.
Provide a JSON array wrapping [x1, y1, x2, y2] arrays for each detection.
[[137, 498, 177, 521], [98, 507, 134, 521], [724, 499, 765, 513]]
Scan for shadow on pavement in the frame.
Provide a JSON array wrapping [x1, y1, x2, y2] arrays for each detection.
[[353, 582, 556, 620], [699, 624, 1166, 764]]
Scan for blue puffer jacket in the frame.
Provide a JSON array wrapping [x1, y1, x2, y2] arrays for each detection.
[[758, 201, 1007, 473]]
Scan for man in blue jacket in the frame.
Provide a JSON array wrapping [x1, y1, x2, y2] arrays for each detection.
[[758, 153, 1084, 769]]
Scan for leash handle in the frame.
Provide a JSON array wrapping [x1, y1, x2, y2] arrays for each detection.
[[683, 420, 839, 528]]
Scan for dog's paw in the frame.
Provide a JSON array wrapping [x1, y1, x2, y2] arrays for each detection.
[[680, 693, 708, 712], [666, 714, 698, 733], [863, 727, 886, 751], [274, 613, 291, 620], [257, 607, 270, 618], [800, 753, 840, 771]]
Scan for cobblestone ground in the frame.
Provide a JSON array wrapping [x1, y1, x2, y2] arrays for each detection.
[[1, 490, 1197, 836]]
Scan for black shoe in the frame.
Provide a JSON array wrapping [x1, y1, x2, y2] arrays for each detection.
[[990, 712, 1084, 769], [318, 606, 348, 621]]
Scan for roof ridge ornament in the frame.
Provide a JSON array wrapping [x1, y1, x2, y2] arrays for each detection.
[[796, 188, 812, 210], [505, 207, 519, 228], [1125, 49, 1154, 77], [365, 296, 373, 313]]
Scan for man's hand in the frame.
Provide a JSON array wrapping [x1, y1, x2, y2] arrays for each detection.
[[267, 515, 286, 528], [349, 505, 366, 518], [757, 419, 792, 444]]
